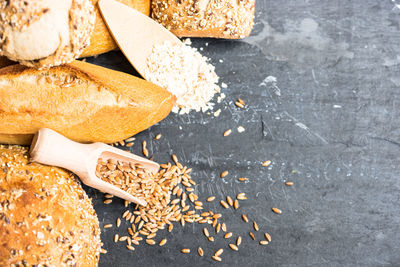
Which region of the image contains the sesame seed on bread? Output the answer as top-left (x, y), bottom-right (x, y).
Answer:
top-left (0, 0), bottom-right (96, 69)
top-left (0, 145), bottom-right (102, 266)
top-left (151, 0), bottom-right (256, 39)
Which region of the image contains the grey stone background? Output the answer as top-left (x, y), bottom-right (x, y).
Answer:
top-left (86, 1), bottom-right (400, 266)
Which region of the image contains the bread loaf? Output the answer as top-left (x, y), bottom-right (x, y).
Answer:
top-left (151, 0), bottom-right (256, 39)
top-left (0, 0), bottom-right (150, 64)
top-left (0, 60), bottom-right (175, 145)
top-left (0, 0), bottom-right (96, 68)
top-left (81, 0), bottom-right (151, 57)
top-left (0, 145), bottom-right (102, 266)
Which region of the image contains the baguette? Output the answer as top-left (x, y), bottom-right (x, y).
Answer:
top-left (81, 0), bottom-right (151, 57)
top-left (0, 60), bottom-right (175, 145)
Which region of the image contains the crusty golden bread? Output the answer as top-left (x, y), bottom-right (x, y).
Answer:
top-left (0, 145), bottom-right (102, 266)
top-left (81, 0), bottom-right (150, 57)
top-left (151, 0), bottom-right (256, 39)
top-left (0, 0), bottom-right (96, 68)
top-left (0, 60), bottom-right (175, 145)
top-left (0, 1), bottom-right (150, 64)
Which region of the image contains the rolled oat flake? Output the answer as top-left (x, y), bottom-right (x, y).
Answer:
top-left (144, 39), bottom-right (223, 114)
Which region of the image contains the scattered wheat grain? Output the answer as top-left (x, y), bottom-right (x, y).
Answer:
top-left (229, 244), bottom-right (239, 251)
top-left (220, 200), bottom-right (229, 209)
top-left (220, 171), bottom-right (228, 178)
top-left (236, 236), bottom-right (242, 246)
top-left (203, 228), bottom-right (210, 237)
top-left (224, 232), bottom-right (232, 239)
top-left (212, 255), bottom-right (222, 262)
top-left (214, 248), bottom-right (223, 257)
top-left (207, 196), bottom-right (215, 202)
top-left (237, 193), bottom-right (247, 200)
top-left (181, 248), bottom-right (190, 254)
top-left (234, 199), bottom-right (239, 209)
top-left (159, 239), bottom-right (167, 246)
top-left (223, 129), bottom-right (232, 136)
top-left (272, 208), bottom-right (282, 214)
top-left (264, 233), bottom-right (272, 242)
top-left (226, 196), bottom-right (233, 206)
top-left (249, 232), bottom-right (256, 240)
top-left (262, 160), bottom-right (271, 167)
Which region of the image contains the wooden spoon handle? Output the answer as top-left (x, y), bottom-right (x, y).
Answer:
top-left (29, 128), bottom-right (97, 176)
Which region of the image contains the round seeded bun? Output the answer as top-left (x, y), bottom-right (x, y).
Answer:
top-left (0, 0), bottom-right (95, 68)
top-left (151, 0), bottom-right (255, 39)
top-left (0, 145), bottom-right (102, 266)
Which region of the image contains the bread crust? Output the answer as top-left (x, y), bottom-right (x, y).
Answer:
top-left (81, 0), bottom-right (151, 57)
top-left (0, 0), bottom-right (96, 68)
top-left (0, 145), bottom-right (102, 266)
top-left (0, 56), bottom-right (13, 69)
top-left (0, 1), bottom-right (150, 62)
top-left (0, 60), bottom-right (175, 145)
top-left (151, 0), bottom-right (256, 39)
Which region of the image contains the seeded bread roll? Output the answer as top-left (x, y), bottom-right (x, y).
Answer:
top-left (0, 0), bottom-right (96, 68)
top-left (0, 60), bottom-right (175, 145)
top-left (0, 0), bottom-right (150, 65)
top-left (0, 145), bottom-right (102, 266)
top-left (151, 0), bottom-right (256, 39)
top-left (0, 1), bottom-right (150, 64)
top-left (81, 0), bottom-right (150, 57)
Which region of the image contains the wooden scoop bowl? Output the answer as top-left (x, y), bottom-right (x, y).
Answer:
top-left (29, 128), bottom-right (159, 206)
top-left (98, 0), bottom-right (181, 78)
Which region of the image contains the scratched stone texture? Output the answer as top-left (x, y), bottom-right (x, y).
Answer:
top-left (85, 1), bottom-right (400, 266)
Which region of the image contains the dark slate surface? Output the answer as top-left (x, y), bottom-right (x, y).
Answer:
top-left (85, 1), bottom-right (400, 266)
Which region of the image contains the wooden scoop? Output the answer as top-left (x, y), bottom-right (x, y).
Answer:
top-left (29, 128), bottom-right (159, 206)
top-left (98, 0), bottom-right (181, 78)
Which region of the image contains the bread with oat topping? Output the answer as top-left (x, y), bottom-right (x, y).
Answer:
top-left (151, 0), bottom-right (256, 39)
top-left (0, 0), bottom-right (96, 68)
top-left (0, 0), bottom-right (150, 64)
top-left (0, 60), bottom-right (175, 145)
top-left (0, 145), bottom-right (102, 266)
